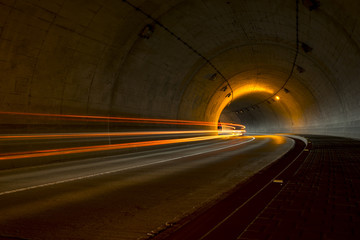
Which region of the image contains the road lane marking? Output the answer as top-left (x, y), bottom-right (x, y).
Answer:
top-left (198, 138), bottom-right (305, 240)
top-left (0, 137), bottom-right (255, 196)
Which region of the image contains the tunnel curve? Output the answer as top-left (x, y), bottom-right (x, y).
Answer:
top-left (0, 0), bottom-right (359, 138)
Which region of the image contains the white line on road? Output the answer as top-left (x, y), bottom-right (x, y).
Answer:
top-left (0, 137), bottom-right (255, 196)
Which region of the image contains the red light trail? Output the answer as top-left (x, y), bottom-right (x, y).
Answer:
top-left (0, 111), bottom-right (246, 128)
top-left (0, 130), bottom-right (219, 140)
top-left (0, 111), bottom-right (246, 162)
top-left (0, 135), bottom-right (229, 161)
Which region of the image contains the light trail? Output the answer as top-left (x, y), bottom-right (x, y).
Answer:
top-left (0, 111), bottom-right (246, 128)
top-left (0, 112), bottom-right (247, 164)
top-left (0, 111), bottom-right (215, 126)
top-left (0, 137), bottom-right (256, 196)
top-left (0, 130), bottom-right (220, 140)
top-left (0, 135), bottom-right (233, 161)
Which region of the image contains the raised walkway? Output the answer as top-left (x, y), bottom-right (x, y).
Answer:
top-left (154, 135), bottom-right (360, 240)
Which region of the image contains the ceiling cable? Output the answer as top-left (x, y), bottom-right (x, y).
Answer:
top-left (121, 0), bottom-right (234, 102)
top-left (236, 0), bottom-right (300, 112)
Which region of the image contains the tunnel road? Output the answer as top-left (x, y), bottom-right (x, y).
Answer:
top-left (0, 135), bottom-right (294, 240)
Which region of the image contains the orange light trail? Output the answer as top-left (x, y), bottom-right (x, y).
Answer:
top-left (0, 130), bottom-right (220, 140)
top-left (0, 112), bottom-right (247, 162)
top-left (0, 111), bottom-right (246, 128)
top-left (0, 111), bottom-right (217, 126)
top-left (0, 135), bottom-right (229, 161)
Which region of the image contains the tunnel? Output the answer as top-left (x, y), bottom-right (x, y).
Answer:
top-left (0, 0), bottom-right (358, 137)
top-left (1, 0), bottom-right (360, 239)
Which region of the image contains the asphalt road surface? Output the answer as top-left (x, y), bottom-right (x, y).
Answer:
top-left (0, 134), bottom-right (294, 240)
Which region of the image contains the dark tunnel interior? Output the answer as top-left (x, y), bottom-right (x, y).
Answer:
top-left (0, 0), bottom-right (359, 138)
top-left (1, 1), bottom-right (360, 240)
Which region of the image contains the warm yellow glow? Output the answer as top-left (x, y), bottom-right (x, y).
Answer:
top-left (218, 122), bottom-right (246, 136)
top-left (275, 96), bottom-right (280, 101)
top-left (250, 135), bottom-right (286, 145)
top-left (212, 84), bottom-right (275, 122)
top-left (233, 85), bottom-right (274, 99)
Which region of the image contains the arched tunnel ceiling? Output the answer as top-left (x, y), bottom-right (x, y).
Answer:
top-left (0, 0), bottom-right (359, 137)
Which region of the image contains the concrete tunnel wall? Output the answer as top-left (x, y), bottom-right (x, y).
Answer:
top-left (0, 0), bottom-right (359, 138)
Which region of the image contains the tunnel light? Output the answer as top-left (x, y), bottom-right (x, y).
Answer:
top-left (139, 24), bottom-right (154, 39)
top-left (296, 65), bottom-right (305, 73)
top-left (275, 96), bottom-right (280, 101)
top-left (209, 73), bottom-right (217, 81)
top-left (301, 42), bottom-right (313, 53)
top-left (302, 0), bottom-right (320, 11)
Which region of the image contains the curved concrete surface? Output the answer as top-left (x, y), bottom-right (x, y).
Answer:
top-left (0, 0), bottom-right (359, 138)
